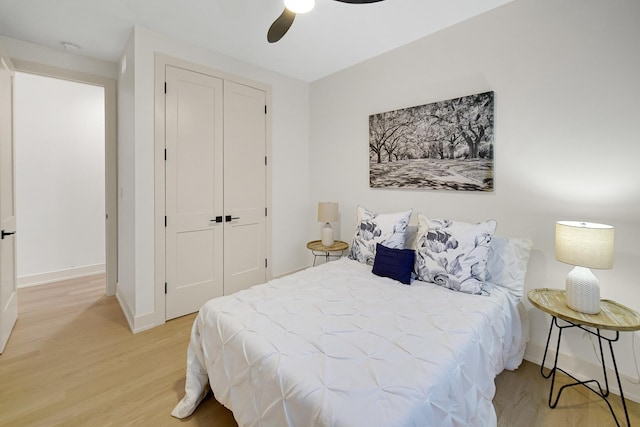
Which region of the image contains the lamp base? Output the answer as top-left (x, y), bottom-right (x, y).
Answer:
top-left (321, 222), bottom-right (334, 247)
top-left (565, 266), bottom-right (600, 314)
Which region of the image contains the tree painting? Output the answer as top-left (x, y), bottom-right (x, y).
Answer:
top-left (369, 91), bottom-right (494, 191)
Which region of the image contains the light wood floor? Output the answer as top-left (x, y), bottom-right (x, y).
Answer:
top-left (0, 275), bottom-right (638, 427)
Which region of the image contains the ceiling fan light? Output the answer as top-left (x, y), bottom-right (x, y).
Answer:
top-left (284, 0), bottom-right (315, 14)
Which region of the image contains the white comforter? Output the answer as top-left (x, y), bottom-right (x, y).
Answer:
top-left (172, 258), bottom-right (526, 426)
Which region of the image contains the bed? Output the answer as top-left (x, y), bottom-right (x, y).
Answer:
top-left (172, 209), bottom-right (532, 426)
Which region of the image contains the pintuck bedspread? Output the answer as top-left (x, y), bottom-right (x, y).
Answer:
top-left (172, 257), bottom-right (526, 426)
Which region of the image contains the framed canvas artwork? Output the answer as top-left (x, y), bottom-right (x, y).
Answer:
top-left (369, 91), bottom-right (494, 191)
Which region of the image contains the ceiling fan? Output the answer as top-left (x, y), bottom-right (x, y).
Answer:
top-left (267, 0), bottom-right (386, 43)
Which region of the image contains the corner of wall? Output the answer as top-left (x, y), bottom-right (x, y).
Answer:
top-left (115, 285), bottom-right (135, 332)
top-left (115, 284), bottom-right (159, 334)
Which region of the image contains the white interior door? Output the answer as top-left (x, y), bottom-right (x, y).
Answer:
top-left (165, 66), bottom-right (224, 320)
top-left (0, 48), bottom-right (17, 353)
top-left (223, 81), bottom-right (267, 295)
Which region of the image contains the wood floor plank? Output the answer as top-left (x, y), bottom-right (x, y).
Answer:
top-left (1, 275), bottom-right (638, 426)
top-left (495, 358), bottom-right (640, 426)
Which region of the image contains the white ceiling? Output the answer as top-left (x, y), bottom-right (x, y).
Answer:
top-left (0, 0), bottom-right (512, 82)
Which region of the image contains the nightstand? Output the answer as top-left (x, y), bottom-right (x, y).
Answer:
top-left (306, 240), bottom-right (349, 266)
top-left (528, 288), bottom-right (640, 427)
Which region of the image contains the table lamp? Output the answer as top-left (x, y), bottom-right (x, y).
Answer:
top-left (318, 202), bottom-right (338, 247)
top-left (555, 221), bottom-right (614, 314)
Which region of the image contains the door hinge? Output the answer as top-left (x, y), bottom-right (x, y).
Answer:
top-left (265, 258), bottom-right (268, 268)
top-left (165, 216), bottom-right (167, 227)
top-left (265, 207), bottom-right (267, 217)
top-left (264, 105), bottom-right (267, 114)
top-left (265, 156), bottom-right (267, 166)
top-left (165, 282), bottom-right (167, 294)
top-left (164, 148), bottom-right (167, 161)
top-left (164, 82), bottom-right (167, 94)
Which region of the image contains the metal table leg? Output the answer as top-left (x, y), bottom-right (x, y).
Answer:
top-left (539, 316), bottom-right (630, 427)
top-left (311, 250), bottom-right (340, 266)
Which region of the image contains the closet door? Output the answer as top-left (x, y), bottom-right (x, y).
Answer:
top-left (165, 66), bottom-right (223, 320)
top-left (223, 81), bottom-right (267, 295)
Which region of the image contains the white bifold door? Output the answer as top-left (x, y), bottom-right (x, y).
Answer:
top-left (0, 47), bottom-right (17, 353)
top-left (164, 65), bottom-right (267, 320)
top-left (222, 81), bottom-right (267, 296)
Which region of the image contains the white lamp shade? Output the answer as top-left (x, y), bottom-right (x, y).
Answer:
top-left (317, 202), bottom-right (338, 223)
top-left (555, 221), bottom-right (614, 269)
top-left (285, 0), bottom-right (315, 13)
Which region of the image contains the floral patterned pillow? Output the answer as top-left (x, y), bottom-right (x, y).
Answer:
top-left (348, 206), bottom-right (412, 265)
top-left (414, 214), bottom-right (497, 295)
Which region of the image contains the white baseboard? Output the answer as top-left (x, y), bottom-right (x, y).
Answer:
top-left (115, 287), bottom-right (135, 333)
top-left (115, 268), bottom-right (308, 335)
top-left (525, 342), bottom-right (640, 403)
top-left (17, 264), bottom-right (106, 288)
top-left (115, 286), bottom-right (159, 334)
top-left (273, 267), bottom-right (306, 280)
top-left (131, 312), bottom-right (157, 334)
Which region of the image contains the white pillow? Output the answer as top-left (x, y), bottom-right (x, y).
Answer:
top-left (414, 214), bottom-right (497, 295)
top-left (348, 206), bottom-right (412, 265)
top-left (404, 224), bottom-right (419, 250)
top-left (486, 236), bottom-right (533, 297)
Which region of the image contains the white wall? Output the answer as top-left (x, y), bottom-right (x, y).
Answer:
top-left (116, 32), bottom-right (136, 315)
top-left (117, 26), bottom-right (311, 330)
top-left (14, 72), bottom-right (105, 285)
top-left (310, 0), bottom-right (640, 399)
top-left (0, 36), bottom-right (118, 80)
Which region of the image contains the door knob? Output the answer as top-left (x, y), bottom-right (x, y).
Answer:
top-left (210, 216), bottom-right (223, 223)
top-left (225, 215), bottom-right (240, 222)
top-left (1, 230), bottom-right (16, 239)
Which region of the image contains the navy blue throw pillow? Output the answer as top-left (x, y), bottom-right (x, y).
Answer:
top-left (372, 243), bottom-right (415, 285)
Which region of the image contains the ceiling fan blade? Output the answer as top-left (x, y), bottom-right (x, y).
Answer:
top-left (332, 0), bottom-right (385, 3)
top-left (267, 8), bottom-right (296, 43)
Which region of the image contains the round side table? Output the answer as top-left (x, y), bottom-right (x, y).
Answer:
top-left (306, 240), bottom-right (349, 266)
top-left (528, 288), bottom-right (640, 427)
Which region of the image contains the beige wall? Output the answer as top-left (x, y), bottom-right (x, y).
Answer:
top-left (309, 0), bottom-right (640, 400)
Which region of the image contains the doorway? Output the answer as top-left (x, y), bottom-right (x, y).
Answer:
top-left (11, 60), bottom-right (117, 295)
top-left (14, 72), bottom-right (105, 287)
